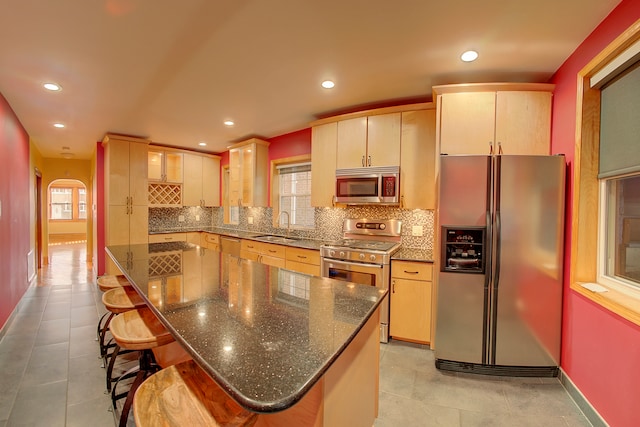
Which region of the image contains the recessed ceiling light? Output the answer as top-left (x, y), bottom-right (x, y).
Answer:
top-left (198, 141), bottom-right (207, 147)
top-left (224, 120), bottom-right (234, 126)
top-left (321, 80), bottom-right (335, 89)
top-left (53, 123), bottom-right (65, 128)
top-left (461, 50), bottom-right (479, 62)
top-left (43, 83), bottom-right (61, 91)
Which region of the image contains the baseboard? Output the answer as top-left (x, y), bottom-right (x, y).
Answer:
top-left (559, 368), bottom-right (609, 427)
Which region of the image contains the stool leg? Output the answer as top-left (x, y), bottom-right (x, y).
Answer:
top-left (97, 312), bottom-right (115, 357)
top-left (117, 350), bottom-right (158, 427)
top-left (105, 343), bottom-right (121, 392)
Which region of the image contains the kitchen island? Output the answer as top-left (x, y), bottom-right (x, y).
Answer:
top-left (106, 242), bottom-right (385, 427)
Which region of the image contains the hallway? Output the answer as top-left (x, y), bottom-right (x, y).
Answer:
top-left (0, 242), bottom-right (113, 426)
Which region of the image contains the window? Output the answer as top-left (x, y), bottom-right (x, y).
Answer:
top-left (277, 162), bottom-right (314, 229)
top-left (601, 175), bottom-right (640, 287)
top-left (49, 183), bottom-right (87, 221)
top-left (597, 60), bottom-right (640, 290)
top-left (50, 188), bottom-right (73, 220)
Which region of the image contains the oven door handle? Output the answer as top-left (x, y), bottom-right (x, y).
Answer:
top-left (323, 258), bottom-right (384, 271)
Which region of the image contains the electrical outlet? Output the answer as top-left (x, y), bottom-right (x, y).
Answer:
top-left (178, 215), bottom-right (185, 222)
top-left (248, 217), bottom-right (254, 225)
top-left (196, 215), bottom-right (200, 221)
top-left (412, 225), bottom-right (423, 236)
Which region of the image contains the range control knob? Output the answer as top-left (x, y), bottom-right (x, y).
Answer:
top-left (359, 253), bottom-right (365, 260)
top-left (370, 254), bottom-right (377, 262)
top-left (339, 251), bottom-right (346, 258)
top-left (329, 250), bottom-right (335, 257)
top-left (379, 224), bottom-right (386, 230)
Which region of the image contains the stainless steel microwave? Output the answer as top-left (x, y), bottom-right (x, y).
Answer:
top-left (335, 166), bottom-right (400, 205)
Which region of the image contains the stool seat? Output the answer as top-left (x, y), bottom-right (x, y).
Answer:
top-left (110, 307), bottom-right (174, 351)
top-left (98, 275), bottom-right (132, 292)
top-left (102, 286), bottom-right (147, 314)
top-left (133, 360), bottom-right (258, 427)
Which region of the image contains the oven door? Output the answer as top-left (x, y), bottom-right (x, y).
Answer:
top-left (321, 258), bottom-right (390, 342)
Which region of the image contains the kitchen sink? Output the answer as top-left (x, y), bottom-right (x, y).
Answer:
top-left (254, 235), bottom-right (298, 244)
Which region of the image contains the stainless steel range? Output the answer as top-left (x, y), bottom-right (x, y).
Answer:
top-left (320, 218), bottom-right (402, 343)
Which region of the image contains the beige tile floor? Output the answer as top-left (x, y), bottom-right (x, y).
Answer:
top-left (0, 243), bottom-right (591, 427)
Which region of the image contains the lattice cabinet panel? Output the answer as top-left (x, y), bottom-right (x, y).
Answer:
top-left (149, 252), bottom-right (182, 277)
top-left (149, 183), bottom-right (182, 206)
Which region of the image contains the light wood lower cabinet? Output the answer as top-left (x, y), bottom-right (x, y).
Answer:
top-left (240, 240), bottom-right (286, 268)
top-left (285, 247), bottom-right (321, 276)
top-left (201, 233), bottom-right (220, 251)
top-left (390, 260), bottom-right (433, 344)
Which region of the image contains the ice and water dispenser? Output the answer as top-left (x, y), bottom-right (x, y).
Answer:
top-left (441, 227), bottom-right (486, 273)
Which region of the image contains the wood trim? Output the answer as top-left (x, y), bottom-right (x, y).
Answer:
top-left (228, 137), bottom-right (270, 149)
top-left (570, 18), bottom-right (640, 327)
top-left (309, 102), bottom-right (434, 127)
top-left (148, 144), bottom-right (221, 159)
top-left (102, 133), bottom-right (150, 145)
top-left (432, 82), bottom-right (555, 96)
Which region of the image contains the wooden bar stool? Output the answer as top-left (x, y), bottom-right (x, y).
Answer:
top-left (99, 285), bottom-right (147, 364)
top-left (97, 274), bottom-right (132, 292)
top-left (109, 307), bottom-right (175, 427)
top-left (133, 359), bottom-right (258, 427)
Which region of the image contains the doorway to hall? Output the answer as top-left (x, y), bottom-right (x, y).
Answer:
top-left (47, 179), bottom-right (88, 262)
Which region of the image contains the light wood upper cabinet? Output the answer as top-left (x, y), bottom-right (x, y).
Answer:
top-left (228, 138), bottom-right (269, 207)
top-left (400, 109), bottom-right (436, 209)
top-left (434, 83), bottom-right (554, 155)
top-left (336, 113), bottom-right (401, 169)
top-left (148, 148), bottom-right (183, 183)
top-left (103, 134), bottom-right (149, 274)
top-left (183, 153), bottom-right (220, 207)
top-left (311, 122), bottom-right (337, 207)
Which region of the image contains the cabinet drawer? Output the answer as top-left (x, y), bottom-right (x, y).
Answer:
top-left (203, 233), bottom-right (220, 245)
top-left (391, 261), bottom-right (433, 281)
top-left (149, 233), bottom-right (187, 243)
top-left (261, 242), bottom-right (286, 258)
top-left (241, 239), bottom-right (261, 253)
top-left (285, 247), bottom-right (320, 266)
top-left (285, 260), bottom-right (320, 276)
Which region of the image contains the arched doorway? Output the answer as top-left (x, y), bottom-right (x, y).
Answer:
top-left (47, 179), bottom-right (88, 261)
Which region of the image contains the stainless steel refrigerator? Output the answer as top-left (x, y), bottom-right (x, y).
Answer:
top-left (435, 154), bottom-right (565, 377)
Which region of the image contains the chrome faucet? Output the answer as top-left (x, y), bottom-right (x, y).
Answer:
top-left (277, 211), bottom-right (290, 236)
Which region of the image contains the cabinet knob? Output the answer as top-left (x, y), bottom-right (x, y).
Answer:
top-left (368, 155), bottom-right (371, 166)
top-left (361, 156), bottom-right (365, 167)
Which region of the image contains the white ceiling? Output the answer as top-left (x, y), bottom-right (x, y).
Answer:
top-left (0, 0), bottom-right (621, 159)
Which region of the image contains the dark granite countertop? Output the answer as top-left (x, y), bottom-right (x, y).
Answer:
top-left (148, 226), bottom-right (326, 250)
top-left (106, 242), bottom-right (386, 413)
top-left (392, 248), bottom-right (434, 263)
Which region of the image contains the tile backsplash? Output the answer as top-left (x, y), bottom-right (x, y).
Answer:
top-left (149, 206), bottom-right (434, 251)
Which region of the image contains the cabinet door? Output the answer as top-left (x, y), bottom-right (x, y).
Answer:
top-left (164, 152), bottom-right (183, 182)
top-left (107, 139), bottom-right (130, 206)
top-left (495, 91), bottom-right (551, 155)
top-left (336, 117), bottom-right (367, 169)
top-left (148, 150), bottom-right (163, 181)
top-left (107, 205), bottom-right (130, 246)
top-left (400, 110), bottom-right (436, 209)
top-left (202, 156), bottom-right (220, 206)
top-left (390, 278), bottom-right (431, 343)
top-left (129, 206), bottom-right (149, 245)
top-left (183, 153), bottom-right (203, 206)
top-left (129, 142), bottom-right (149, 206)
top-left (439, 92), bottom-right (496, 155)
top-left (241, 145), bottom-right (255, 206)
top-left (229, 149), bottom-right (241, 206)
top-left (311, 123), bottom-right (337, 207)
top-left (367, 113), bottom-right (401, 167)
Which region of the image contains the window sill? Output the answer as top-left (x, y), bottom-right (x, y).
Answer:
top-left (571, 281), bottom-right (640, 327)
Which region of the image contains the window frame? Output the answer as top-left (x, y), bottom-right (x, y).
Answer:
top-left (571, 19), bottom-right (640, 326)
top-left (270, 154), bottom-right (313, 231)
top-left (49, 183), bottom-right (86, 222)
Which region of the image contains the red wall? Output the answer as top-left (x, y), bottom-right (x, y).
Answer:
top-left (550, 1), bottom-right (640, 426)
top-left (0, 92), bottom-right (31, 330)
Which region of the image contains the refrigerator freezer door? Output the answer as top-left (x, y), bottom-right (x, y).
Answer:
top-left (492, 155), bottom-right (565, 367)
top-left (436, 155), bottom-right (492, 364)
